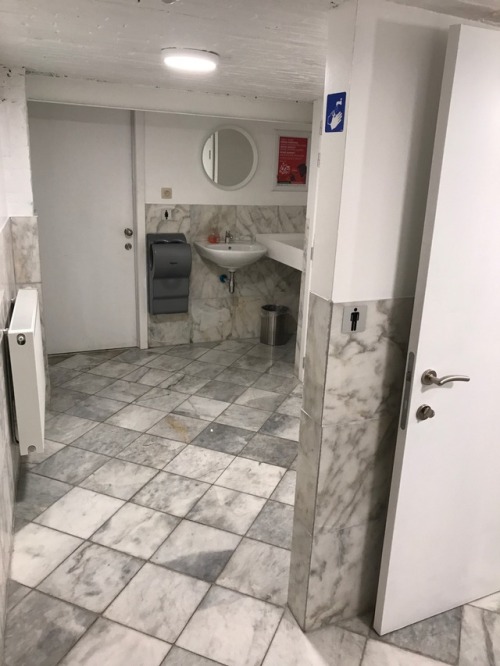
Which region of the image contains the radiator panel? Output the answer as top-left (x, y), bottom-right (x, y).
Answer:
top-left (7, 289), bottom-right (45, 455)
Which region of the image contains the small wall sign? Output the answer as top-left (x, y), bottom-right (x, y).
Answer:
top-left (274, 133), bottom-right (310, 190)
top-left (325, 92), bottom-right (347, 133)
top-left (341, 304), bottom-right (367, 334)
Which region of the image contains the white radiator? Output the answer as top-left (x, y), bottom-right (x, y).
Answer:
top-left (7, 289), bottom-right (46, 455)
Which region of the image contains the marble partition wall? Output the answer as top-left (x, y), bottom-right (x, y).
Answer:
top-left (289, 294), bottom-right (413, 631)
top-left (146, 204), bottom-right (305, 346)
top-left (0, 220), bottom-right (18, 653)
top-left (9, 216), bottom-right (49, 393)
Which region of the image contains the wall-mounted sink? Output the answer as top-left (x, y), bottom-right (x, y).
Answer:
top-left (194, 241), bottom-right (267, 272)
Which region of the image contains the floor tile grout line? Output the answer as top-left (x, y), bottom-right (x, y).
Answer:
top-left (27, 541), bottom-right (149, 617)
top-left (257, 605), bottom-right (287, 666)
top-left (173, 583), bottom-right (289, 657)
top-left (51, 610), bottom-right (101, 666)
top-left (147, 516), bottom-right (244, 566)
top-left (35, 344), bottom-right (300, 661)
top-left (39, 416), bottom-right (297, 514)
top-left (28, 344), bottom-right (465, 666)
top-left (51, 609), bottom-right (173, 666)
top-left (364, 632), bottom-right (461, 665)
top-left (36, 402), bottom-right (297, 528)
top-left (16, 508), bottom-right (290, 601)
top-left (24, 459), bottom-right (293, 532)
top-left (20, 447), bottom-right (161, 526)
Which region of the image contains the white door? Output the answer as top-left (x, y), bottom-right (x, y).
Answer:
top-left (374, 23), bottom-right (500, 635)
top-left (29, 103), bottom-right (137, 354)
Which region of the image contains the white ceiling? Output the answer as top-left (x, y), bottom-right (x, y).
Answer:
top-left (0, 0), bottom-right (332, 101)
top-left (0, 0), bottom-right (498, 103)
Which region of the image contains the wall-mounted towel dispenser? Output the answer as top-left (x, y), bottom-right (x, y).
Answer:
top-left (147, 233), bottom-right (192, 315)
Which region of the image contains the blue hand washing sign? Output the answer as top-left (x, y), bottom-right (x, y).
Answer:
top-left (325, 92), bottom-right (347, 133)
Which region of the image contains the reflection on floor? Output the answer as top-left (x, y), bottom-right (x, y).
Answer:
top-left (5, 338), bottom-right (500, 665)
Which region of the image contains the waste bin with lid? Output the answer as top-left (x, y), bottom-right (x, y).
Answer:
top-left (260, 305), bottom-right (289, 346)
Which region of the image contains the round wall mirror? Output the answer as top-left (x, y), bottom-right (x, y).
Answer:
top-left (201, 126), bottom-right (258, 190)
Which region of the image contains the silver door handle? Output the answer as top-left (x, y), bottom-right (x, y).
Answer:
top-left (421, 369), bottom-right (470, 386)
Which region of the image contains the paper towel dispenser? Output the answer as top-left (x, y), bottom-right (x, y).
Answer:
top-left (147, 233), bottom-right (192, 315)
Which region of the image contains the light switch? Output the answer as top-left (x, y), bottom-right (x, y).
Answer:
top-left (341, 304), bottom-right (367, 334)
top-left (161, 187), bottom-right (173, 199)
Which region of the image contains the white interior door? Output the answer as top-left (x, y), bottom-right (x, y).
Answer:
top-left (374, 23), bottom-right (500, 635)
top-left (29, 103), bottom-right (137, 354)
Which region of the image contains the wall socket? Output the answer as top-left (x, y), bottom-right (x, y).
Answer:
top-left (161, 187), bottom-right (173, 199)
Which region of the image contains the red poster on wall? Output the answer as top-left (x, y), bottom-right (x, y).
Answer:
top-left (276, 136), bottom-right (308, 185)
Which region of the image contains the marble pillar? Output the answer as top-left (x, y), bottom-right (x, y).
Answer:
top-left (289, 294), bottom-right (413, 630)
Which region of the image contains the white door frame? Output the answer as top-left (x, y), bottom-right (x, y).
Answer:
top-left (132, 110), bottom-right (148, 350)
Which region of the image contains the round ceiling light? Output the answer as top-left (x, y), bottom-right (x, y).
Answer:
top-left (162, 48), bottom-right (219, 73)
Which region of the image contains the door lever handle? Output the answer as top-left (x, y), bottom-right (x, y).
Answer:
top-left (421, 369), bottom-right (470, 386)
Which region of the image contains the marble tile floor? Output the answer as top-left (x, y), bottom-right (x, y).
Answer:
top-left (5, 338), bottom-right (500, 665)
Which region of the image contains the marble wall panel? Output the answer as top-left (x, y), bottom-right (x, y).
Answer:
top-left (191, 297), bottom-right (233, 343)
top-left (305, 517), bottom-right (386, 628)
top-left (288, 410), bottom-right (321, 626)
top-left (315, 416), bottom-right (397, 533)
top-left (231, 297), bottom-right (263, 340)
top-left (289, 297), bottom-right (413, 631)
top-left (323, 300), bottom-right (413, 426)
top-left (146, 204), bottom-right (306, 346)
top-left (9, 216), bottom-right (41, 284)
top-left (189, 252), bottom-right (231, 301)
top-left (235, 206), bottom-right (279, 236)
top-left (277, 206), bottom-right (308, 233)
top-left (148, 313), bottom-right (191, 347)
top-left (0, 219), bottom-right (18, 655)
top-left (190, 205), bottom-right (237, 240)
top-left (8, 215), bottom-right (48, 395)
top-left (302, 293), bottom-right (332, 424)
top-left (145, 204), bottom-right (191, 238)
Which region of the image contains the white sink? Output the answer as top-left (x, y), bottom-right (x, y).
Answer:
top-left (194, 241), bottom-right (267, 272)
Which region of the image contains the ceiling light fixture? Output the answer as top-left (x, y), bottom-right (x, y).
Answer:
top-left (162, 48), bottom-right (219, 73)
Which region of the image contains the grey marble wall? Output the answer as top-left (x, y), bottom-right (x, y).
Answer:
top-left (9, 216), bottom-right (49, 393)
top-left (0, 220), bottom-right (18, 653)
top-left (146, 204), bottom-right (305, 346)
top-left (289, 294), bottom-right (413, 631)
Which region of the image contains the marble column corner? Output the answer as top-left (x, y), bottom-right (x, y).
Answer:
top-left (9, 216), bottom-right (41, 285)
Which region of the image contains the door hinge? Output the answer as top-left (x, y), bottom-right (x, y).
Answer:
top-left (317, 153), bottom-right (321, 168)
top-left (310, 246), bottom-right (314, 262)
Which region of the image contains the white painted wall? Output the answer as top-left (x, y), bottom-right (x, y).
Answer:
top-left (308, 1), bottom-right (358, 301)
top-left (0, 66), bottom-right (34, 217)
top-left (298, 98), bottom-right (323, 380)
top-left (144, 112), bottom-right (310, 205)
top-left (26, 74), bottom-right (314, 124)
top-left (328, 0), bottom-right (489, 302)
top-left (0, 150), bottom-right (7, 230)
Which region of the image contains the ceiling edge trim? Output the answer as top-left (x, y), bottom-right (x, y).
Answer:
top-left (26, 73), bottom-right (315, 124)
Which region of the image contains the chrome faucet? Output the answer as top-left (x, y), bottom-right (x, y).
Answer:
top-left (224, 230), bottom-right (233, 244)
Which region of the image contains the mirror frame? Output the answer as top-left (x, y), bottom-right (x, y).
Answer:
top-left (200, 125), bottom-right (258, 191)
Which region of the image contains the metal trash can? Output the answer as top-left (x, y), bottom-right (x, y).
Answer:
top-left (260, 305), bottom-right (289, 346)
